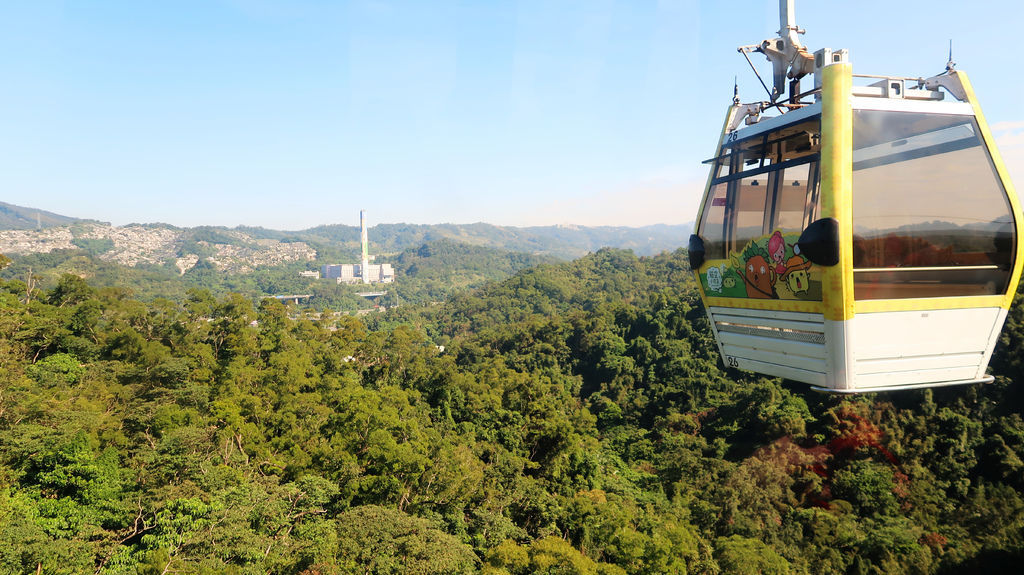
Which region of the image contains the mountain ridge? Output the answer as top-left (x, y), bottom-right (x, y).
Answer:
top-left (0, 203), bottom-right (693, 261)
top-left (0, 201), bottom-right (96, 230)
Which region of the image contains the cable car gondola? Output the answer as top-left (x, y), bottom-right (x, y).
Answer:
top-left (688, 1), bottom-right (1022, 393)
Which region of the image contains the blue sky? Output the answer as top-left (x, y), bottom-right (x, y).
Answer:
top-left (1, 1), bottom-right (1022, 229)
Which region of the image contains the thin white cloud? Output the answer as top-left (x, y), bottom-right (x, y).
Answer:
top-left (993, 122), bottom-right (1024, 189)
top-left (990, 120), bottom-right (1024, 132)
top-left (997, 132), bottom-right (1024, 145)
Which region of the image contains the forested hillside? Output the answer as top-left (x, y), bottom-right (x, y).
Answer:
top-left (381, 240), bottom-right (559, 307)
top-left (0, 201), bottom-right (85, 230)
top-left (2, 249), bottom-right (1024, 574)
top-left (0, 240), bottom-right (552, 311)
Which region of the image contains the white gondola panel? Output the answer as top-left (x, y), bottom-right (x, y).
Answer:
top-left (708, 307), bottom-right (828, 386)
top-left (849, 307), bottom-right (1006, 389)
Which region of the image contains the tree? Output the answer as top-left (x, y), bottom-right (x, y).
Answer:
top-left (334, 505), bottom-right (478, 574)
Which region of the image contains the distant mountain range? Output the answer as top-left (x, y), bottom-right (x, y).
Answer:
top-left (0, 202), bottom-right (693, 262)
top-left (248, 222), bottom-right (692, 259)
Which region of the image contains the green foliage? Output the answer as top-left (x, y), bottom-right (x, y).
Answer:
top-left (71, 237), bottom-right (115, 255)
top-left (0, 247), bottom-right (1023, 574)
top-left (832, 459), bottom-right (899, 516)
top-left (381, 239), bottom-right (555, 306)
top-left (26, 353), bottom-right (85, 386)
top-left (335, 505), bottom-right (478, 574)
top-left (714, 535), bottom-right (791, 574)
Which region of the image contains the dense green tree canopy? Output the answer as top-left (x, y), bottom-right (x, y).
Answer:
top-left (1, 248), bottom-right (1024, 573)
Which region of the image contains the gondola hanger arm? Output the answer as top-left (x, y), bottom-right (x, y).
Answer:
top-left (923, 70), bottom-right (968, 102)
top-left (727, 102), bottom-right (768, 133)
top-left (740, 0), bottom-right (815, 104)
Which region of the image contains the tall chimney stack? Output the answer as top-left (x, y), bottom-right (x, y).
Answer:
top-left (360, 210), bottom-right (370, 284)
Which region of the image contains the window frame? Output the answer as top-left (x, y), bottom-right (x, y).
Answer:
top-left (700, 156), bottom-right (821, 258)
top-left (850, 109), bottom-right (1018, 300)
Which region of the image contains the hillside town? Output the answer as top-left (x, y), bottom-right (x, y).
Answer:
top-left (0, 222), bottom-right (317, 273)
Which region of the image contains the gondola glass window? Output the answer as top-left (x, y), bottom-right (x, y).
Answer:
top-left (852, 111), bottom-right (1017, 299)
top-left (697, 116), bottom-right (822, 301)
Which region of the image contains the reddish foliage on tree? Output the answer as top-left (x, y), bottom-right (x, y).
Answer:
top-left (828, 407), bottom-right (899, 466)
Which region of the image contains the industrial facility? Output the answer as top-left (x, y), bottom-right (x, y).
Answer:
top-left (318, 210), bottom-right (394, 284)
